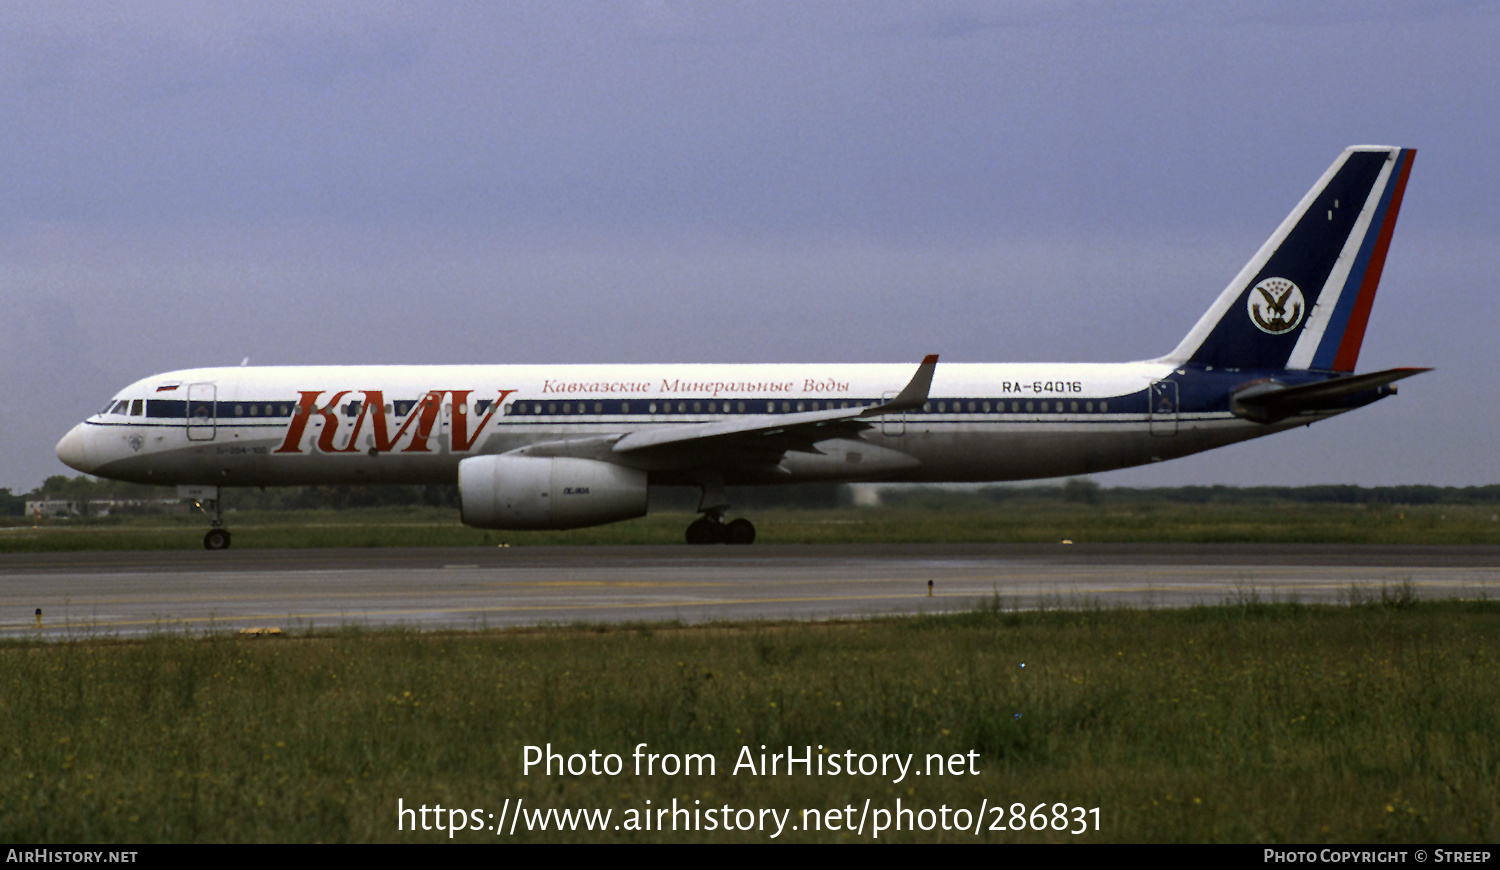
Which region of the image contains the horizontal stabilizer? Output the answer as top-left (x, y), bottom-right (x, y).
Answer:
top-left (1230, 367), bottom-right (1430, 423)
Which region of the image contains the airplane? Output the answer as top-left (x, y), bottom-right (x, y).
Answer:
top-left (56, 145), bottom-right (1425, 550)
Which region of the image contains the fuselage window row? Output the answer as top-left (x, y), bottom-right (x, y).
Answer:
top-left (114, 397), bottom-right (1117, 420)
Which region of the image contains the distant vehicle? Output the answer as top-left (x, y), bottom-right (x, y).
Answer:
top-left (58, 146), bottom-right (1424, 549)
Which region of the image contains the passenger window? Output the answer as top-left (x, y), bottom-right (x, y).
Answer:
top-left (562, 403), bottom-right (571, 414)
top-left (1085, 401), bottom-right (1094, 412)
top-left (234, 404), bottom-right (244, 417)
top-left (738, 402), bottom-right (746, 413)
top-left (1025, 401), bottom-right (1034, 412)
top-left (621, 402), bottom-right (630, 414)
top-left (968, 401), bottom-right (976, 412)
top-left (982, 402), bottom-right (991, 413)
top-left (250, 404), bottom-right (259, 416)
top-left (922, 402), bottom-right (931, 412)
top-left (782, 402), bottom-right (791, 413)
top-left (595, 402), bottom-right (603, 413)
top-left (937, 402), bottom-right (946, 413)
top-left (678, 402), bottom-right (686, 413)
top-left (1071, 401), bottom-right (1079, 413)
top-left (548, 403), bottom-right (556, 414)
top-left (1100, 401), bottom-right (1109, 413)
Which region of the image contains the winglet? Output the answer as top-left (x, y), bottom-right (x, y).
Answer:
top-left (865, 354), bottom-right (938, 415)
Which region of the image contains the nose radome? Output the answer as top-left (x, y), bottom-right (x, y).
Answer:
top-left (56, 423), bottom-right (95, 473)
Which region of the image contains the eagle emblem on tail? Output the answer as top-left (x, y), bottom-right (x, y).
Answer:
top-left (1247, 277), bottom-right (1305, 334)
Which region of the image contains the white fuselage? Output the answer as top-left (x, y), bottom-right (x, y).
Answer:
top-left (57, 360), bottom-right (1321, 489)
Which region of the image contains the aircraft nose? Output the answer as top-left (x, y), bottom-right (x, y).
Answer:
top-left (56, 423), bottom-right (96, 473)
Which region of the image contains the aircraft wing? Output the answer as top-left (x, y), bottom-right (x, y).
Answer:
top-left (609, 355), bottom-right (937, 458)
top-left (505, 355), bottom-right (937, 469)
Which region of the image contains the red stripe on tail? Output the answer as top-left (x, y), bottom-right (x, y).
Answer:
top-left (1331, 150), bottom-right (1415, 372)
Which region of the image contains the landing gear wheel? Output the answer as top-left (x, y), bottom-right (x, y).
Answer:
top-left (204, 528), bottom-right (231, 550)
top-left (725, 518), bottom-right (756, 545)
top-left (686, 517), bottom-right (726, 545)
top-left (686, 516), bottom-right (755, 545)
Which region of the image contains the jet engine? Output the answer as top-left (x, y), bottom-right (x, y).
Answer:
top-left (458, 455), bottom-right (648, 530)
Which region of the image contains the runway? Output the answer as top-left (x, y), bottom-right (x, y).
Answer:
top-left (2, 544), bottom-right (1498, 639)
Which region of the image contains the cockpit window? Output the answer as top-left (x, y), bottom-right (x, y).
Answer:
top-left (109, 400), bottom-right (129, 415)
top-left (130, 399), bottom-right (144, 416)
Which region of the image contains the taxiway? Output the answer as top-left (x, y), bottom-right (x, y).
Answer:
top-left (2, 544), bottom-right (1496, 638)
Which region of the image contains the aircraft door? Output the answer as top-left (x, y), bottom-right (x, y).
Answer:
top-left (187, 383), bottom-right (217, 441)
top-left (1149, 380), bottom-right (1178, 436)
top-left (880, 390), bottom-right (905, 436)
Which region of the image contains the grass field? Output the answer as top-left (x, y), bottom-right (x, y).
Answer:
top-left (3, 596), bottom-right (1497, 842)
top-left (5, 498), bottom-right (1500, 551)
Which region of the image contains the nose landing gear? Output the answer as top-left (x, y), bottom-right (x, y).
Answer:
top-left (183, 484), bottom-right (232, 550)
top-left (204, 526), bottom-right (231, 550)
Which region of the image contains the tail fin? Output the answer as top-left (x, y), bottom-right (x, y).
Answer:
top-left (1165, 146), bottom-right (1414, 372)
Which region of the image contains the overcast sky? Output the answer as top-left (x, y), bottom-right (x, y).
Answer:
top-left (3, 1), bottom-right (1497, 492)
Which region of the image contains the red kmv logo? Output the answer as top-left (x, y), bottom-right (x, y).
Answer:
top-left (273, 389), bottom-right (516, 455)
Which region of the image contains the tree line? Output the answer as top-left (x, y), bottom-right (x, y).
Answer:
top-left (7, 475), bottom-right (1500, 517)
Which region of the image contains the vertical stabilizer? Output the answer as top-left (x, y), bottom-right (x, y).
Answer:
top-left (1166, 147), bottom-right (1414, 372)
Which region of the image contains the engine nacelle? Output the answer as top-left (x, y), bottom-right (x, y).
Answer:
top-left (458, 455), bottom-right (648, 530)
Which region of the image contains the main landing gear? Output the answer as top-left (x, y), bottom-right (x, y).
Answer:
top-left (184, 485), bottom-right (232, 550)
top-left (684, 472), bottom-right (755, 545)
top-left (686, 514), bottom-right (756, 545)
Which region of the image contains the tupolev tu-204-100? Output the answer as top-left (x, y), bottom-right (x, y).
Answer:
top-left (57, 146), bottom-right (1425, 549)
